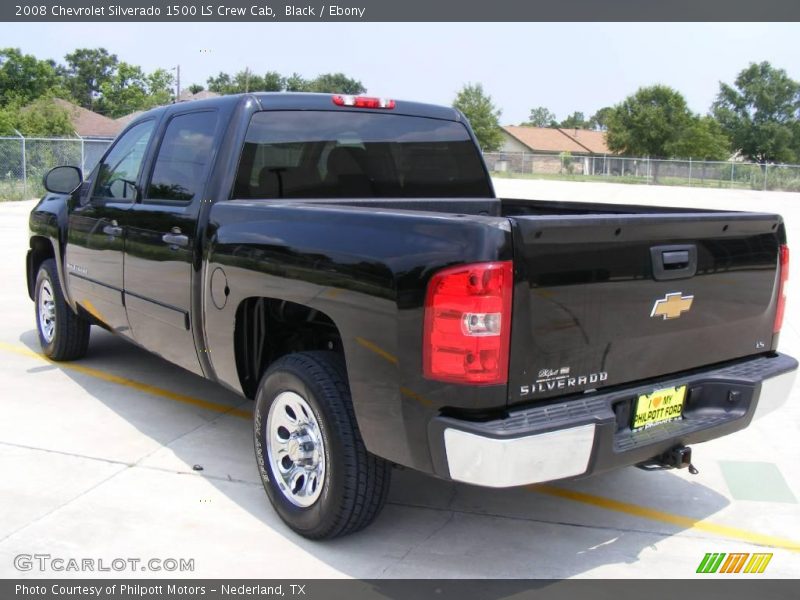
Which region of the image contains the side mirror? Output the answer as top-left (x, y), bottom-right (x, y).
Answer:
top-left (43, 166), bottom-right (83, 195)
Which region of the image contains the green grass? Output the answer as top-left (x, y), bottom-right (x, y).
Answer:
top-left (0, 180), bottom-right (43, 201)
top-left (491, 170), bottom-right (756, 190)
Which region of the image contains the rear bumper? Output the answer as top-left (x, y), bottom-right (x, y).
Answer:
top-left (428, 353), bottom-right (797, 488)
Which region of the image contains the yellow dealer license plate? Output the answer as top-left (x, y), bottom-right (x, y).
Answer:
top-left (632, 385), bottom-right (686, 431)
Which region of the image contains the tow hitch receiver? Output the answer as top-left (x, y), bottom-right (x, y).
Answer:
top-left (637, 445), bottom-right (699, 474)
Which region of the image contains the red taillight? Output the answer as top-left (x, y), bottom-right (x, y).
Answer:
top-left (774, 244), bottom-right (789, 333)
top-left (423, 261), bottom-right (513, 385)
top-left (332, 95), bottom-right (396, 109)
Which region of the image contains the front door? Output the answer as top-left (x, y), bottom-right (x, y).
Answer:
top-left (123, 110), bottom-right (219, 374)
top-left (64, 120), bottom-right (156, 334)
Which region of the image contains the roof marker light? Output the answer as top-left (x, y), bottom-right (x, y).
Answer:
top-left (332, 95), bottom-right (396, 109)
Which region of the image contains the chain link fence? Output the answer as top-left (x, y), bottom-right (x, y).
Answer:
top-left (4, 139), bottom-right (800, 200)
top-left (484, 152), bottom-right (800, 192)
top-left (0, 136), bottom-right (112, 200)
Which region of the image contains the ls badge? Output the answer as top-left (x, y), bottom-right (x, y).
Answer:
top-left (651, 292), bottom-right (694, 320)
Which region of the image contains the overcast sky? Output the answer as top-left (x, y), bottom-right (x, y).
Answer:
top-left (2, 22), bottom-right (799, 124)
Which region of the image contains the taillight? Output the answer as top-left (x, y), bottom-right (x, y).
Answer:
top-left (423, 261), bottom-right (513, 385)
top-left (774, 244), bottom-right (789, 333)
top-left (332, 95), bottom-right (396, 109)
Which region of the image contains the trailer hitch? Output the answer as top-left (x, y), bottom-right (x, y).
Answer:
top-left (636, 445), bottom-right (699, 474)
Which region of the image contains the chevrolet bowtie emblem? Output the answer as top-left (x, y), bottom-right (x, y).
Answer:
top-left (651, 292), bottom-right (694, 320)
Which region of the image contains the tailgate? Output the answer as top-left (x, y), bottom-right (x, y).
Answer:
top-left (508, 212), bottom-right (784, 406)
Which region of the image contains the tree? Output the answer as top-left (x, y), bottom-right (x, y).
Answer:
top-left (306, 73), bottom-right (365, 94)
top-left (712, 61), bottom-right (800, 164)
top-left (207, 72), bottom-right (234, 94)
top-left (560, 111), bottom-right (588, 129)
top-left (146, 68), bottom-right (175, 106)
top-left (188, 83), bottom-right (204, 95)
top-left (453, 83), bottom-right (503, 152)
top-left (669, 116), bottom-right (731, 161)
top-left (63, 48), bottom-right (118, 110)
top-left (284, 72), bottom-right (307, 92)
top-left (263, 71), bottom-right (284, 92)
top-left (0, 48), bottom-right (62, 107)
top-left (588, 107), bottom-right (613, 131)
top-left (606, 85), bottom-right (694, 158)
top-left (0, 96), bottom-right (73, 136)
top-left (525, 106), bottom-right (556, 127)
top-left (97, 62), bottom-right (149, 118)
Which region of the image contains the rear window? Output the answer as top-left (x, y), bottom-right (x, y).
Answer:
top-left (233, 111), bottom-right (492, 199)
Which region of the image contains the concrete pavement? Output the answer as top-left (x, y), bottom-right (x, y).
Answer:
top-left (0, 181), bottom-right (798, 578)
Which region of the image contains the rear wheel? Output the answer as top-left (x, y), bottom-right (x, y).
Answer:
top-left (254, 351), bottom-right (391, 539)
top-left (34, 258), bottom-right (90, 360)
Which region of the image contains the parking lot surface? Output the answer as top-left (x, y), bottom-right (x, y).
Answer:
top-left (0, 179), bottom-right (799, 578)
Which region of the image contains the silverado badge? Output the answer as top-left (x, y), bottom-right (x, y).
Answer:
top-left (651, 292), bottom-right (694, 320)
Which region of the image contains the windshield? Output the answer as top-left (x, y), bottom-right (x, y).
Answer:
top-left (233, 110), bottom-right (492, 199)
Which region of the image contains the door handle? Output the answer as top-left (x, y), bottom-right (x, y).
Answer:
top-left (650, 244), bottom-right (697, 281)
top-left (162, 228), bottom-right (189, 248)
top-left (102, 221), bottom-right (123, 236)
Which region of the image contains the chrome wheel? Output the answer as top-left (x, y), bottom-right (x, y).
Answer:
top-left (266, 391), bottom-right (325, 508)
top-left (38, 279), bottom-right (56, 344)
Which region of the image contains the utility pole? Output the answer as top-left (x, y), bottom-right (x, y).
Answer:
top-left (176, 64), bottom-right (181, 101)
top-left (245, 67), bottom-right (250, 92)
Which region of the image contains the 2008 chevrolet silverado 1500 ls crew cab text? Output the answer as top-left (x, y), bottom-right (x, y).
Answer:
top-left (27, 93), bottom-right (797, 539)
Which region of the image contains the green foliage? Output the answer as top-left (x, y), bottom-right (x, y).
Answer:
top-left (670, 115), bottom-right (731, 161)
top-left (453, 83), bottom-right (504, 152)
top-left (606, 85), bottom-right (694, 158)
top-left (284, 73), bottom-right (306, 92)
top-left (559, 151), bottom-right (575, 174)
top-left (0, 48), bottom-right (63, 107)
top-left (207, 70), bottom-right (365, 94)
top-left (560, 111), bottom-right (588, 129)
top-left (712, 61), bottom-right (800, 163)
top-left (525, 106), bottom-right (556, 127)
top-left (97, 62), bottom-right (149, 118)
top-left (187, 84), bottom-right (205, 95)
top-left (305, 73), bottom-right (365, 94)
top-left (0, 96), bottom-right (73, 136)
top-left (263, 71), bottom-right (284, 92)
top-left (146, 69), bottom-right (175, 106)
top-left (63, 48), bottom-right (118, 110)
top-left (588, 107), bottom-right (613, 131)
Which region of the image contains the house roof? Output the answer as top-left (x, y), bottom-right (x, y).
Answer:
top-left (178, 90), bottom-right (221, 102)
top-left (114, 110), bottom-right (145, 129)
top-left (502, 125), bottom-right (612, 155)
top-left (52, 98), bottom-right (122, 138)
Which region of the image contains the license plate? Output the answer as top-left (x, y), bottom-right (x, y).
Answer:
top-left (632, 385), bottom-right (686, 431)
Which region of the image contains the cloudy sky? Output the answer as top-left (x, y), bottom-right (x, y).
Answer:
top-left (2, 22), bottom-right (799, 124)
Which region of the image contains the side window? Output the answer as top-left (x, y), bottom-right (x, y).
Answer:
top-left (93, 120), bottom-right (155, 201)
top-left (147, 111), bottom-right (218, 203)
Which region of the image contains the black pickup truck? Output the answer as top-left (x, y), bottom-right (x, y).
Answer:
top-left (28, 93), bottom-right (797, 539)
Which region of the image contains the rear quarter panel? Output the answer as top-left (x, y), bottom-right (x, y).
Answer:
top-left (203, 200), bottom-right (512, 471)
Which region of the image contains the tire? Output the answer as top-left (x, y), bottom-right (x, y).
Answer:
top-left (34, 258), bottom-right (90, 361)
top-left (254, 351), bottom-right (391, 539)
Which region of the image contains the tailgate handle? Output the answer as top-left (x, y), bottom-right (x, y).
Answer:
top-left (662, 250), bottom-right (690, 268)
top-left (651, 245), bottom-right (697, 281)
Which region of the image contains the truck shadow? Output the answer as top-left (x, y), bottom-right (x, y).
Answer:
top-left (18, 327), bottom-right (730, 579)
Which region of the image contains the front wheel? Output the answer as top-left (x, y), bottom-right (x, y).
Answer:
top-left (34, 258), bottom-right (90, 360)
top-left (254, 352), bottom-right (391, 539)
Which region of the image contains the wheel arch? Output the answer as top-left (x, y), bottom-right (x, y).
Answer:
top-left (233, 296), bottom-right (345, 399)
top-left (27, 235), bottom-right (56, 300)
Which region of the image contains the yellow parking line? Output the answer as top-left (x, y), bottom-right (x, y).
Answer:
top-left (0, 341), bottom-right (251, 420)
top-left (3, 341), bottom-right (799, 552)
top-left (533, 484), bottom-right (800, 552)
top-left (355, 336), bottom-right (398, 365)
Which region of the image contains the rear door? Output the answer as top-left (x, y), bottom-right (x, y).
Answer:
top-left (507, 212), bottom-right (784, 406)
top-left (122, 109), bottom-right (218, 375)
top-left (65, 120), bottom-right (156, 334)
